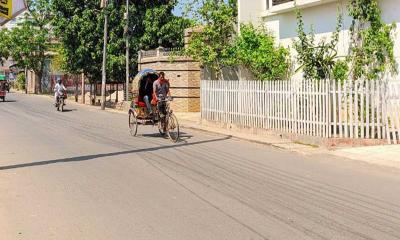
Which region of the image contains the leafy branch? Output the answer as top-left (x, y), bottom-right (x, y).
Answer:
top-left (348, 0), bottom-right (397, 80)
top-left (294, 10), bottom-right (347, 82)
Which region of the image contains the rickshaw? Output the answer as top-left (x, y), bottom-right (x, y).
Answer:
top-left (128, 69), bottom-right (180, 143)
top-left (0, 78), bottom-right (7, 102)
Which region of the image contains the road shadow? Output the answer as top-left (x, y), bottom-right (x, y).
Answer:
top-left (0, 99), bottom-right (17, 103)
top-left (177, 133), bottom-right (193, 143)
top-left (140, 132), bottom-right (193, 143)
top-left (141, 131), bottom-right (192, 138)
top-left (0, 136), bottom-right (231, 171)
top-left (141, 133), bottom-right (167, 138)
top-left (61, 109), bottom-right (77, 112)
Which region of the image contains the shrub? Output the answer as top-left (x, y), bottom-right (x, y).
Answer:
top-left (348, 0), bottom-right (397, 80)
top-left (15, 73), bottom-right (26, 90)
top-left (294, 10), bottom-right (344, 81)
top-left (332, 60), bottom-right (349, 84)
top-left (233, 24), bottom-right (290, 81)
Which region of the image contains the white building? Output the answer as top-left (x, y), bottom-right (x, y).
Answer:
top-left (0, 10), bottom-right (27, 30)
top-left (238, 0), bottom-right (400, 72)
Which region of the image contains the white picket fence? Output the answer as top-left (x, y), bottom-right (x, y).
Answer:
top-left (201, 79), bottom-right (400, 144)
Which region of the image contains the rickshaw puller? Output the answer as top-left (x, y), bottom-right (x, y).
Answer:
top-left (152, 72), bottom-right (171, 118)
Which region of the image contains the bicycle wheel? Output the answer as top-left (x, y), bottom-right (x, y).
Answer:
top-left (166, 113), bottom-right (180, 143)
top-left (129, 111), bottom-right (138, 136)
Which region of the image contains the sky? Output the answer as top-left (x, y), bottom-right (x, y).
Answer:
top-left (173, 0), bottom-right (186, 16)
top-left (173, 0), bottom-right (200, 17)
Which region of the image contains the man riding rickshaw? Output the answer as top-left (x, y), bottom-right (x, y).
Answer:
top-left (128, 69), bottom-right (180, 142)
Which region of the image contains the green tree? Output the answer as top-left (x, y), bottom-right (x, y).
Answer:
top-left (15, 73), bottom-right (26, 90)
top-left (0, 29), bottom-right (10, 65)
top-left (233, 24), bottom-right (289, 80)
top-left (51, 0), bottom-right (191, 85)
top-left (294, 10), bottom-right (346, 81)
top-left (140, 1), bottom-right (193, 49)
top-left (8, 20), bottom-right (49, 93)
top-left (8, 0), bottom-right (53, 93)
top-left (51, 0), bottom-right (103, 82)
top-left (348, 0), bottom-right (397, 80)
top-left (185, 0), bottom-right (237, 80)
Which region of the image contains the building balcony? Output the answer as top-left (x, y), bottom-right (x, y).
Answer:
top-left (263, 0), bottom-right (336, 17)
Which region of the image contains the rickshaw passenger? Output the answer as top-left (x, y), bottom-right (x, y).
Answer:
top-left (140, 76), bottom-right (154, 115)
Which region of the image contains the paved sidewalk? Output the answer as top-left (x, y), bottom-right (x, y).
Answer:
top-left (331, 145), bottom-right (400, 169)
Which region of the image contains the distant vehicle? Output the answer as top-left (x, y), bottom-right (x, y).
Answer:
top-left (56, 93), bottom-right (67, 112)
top-left (0, 79), bottom-right (7, 101)
top-left (0, 71), bottom-right (6, 81)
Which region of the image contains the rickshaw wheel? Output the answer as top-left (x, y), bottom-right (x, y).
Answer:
top-left (166, 113), bottom-right (180, 143)
top-left (129, 111), bottom-right (138, 136)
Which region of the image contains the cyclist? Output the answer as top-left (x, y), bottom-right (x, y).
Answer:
top-left (152, 72), bottom-right (171, 117)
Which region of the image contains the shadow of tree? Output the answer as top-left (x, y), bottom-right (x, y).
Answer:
top-left (0, 136), bottom-right (231, 171)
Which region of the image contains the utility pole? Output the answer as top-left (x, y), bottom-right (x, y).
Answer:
top-left (24, 67), bottom-right (27, 94)
top-left (81, 73), bottom-right (85, 104)
top-left (101, 0), bottom-right (108, 110)
top-left (125, 0), bottom-right (130, 101)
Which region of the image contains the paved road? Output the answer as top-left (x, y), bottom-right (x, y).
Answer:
top-left (1, 92), bottom-right (400, 240)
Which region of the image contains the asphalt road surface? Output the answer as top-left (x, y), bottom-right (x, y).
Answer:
top-left (1, 92), bottom-right (400, 240)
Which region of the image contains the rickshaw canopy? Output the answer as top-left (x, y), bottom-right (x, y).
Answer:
top-left (134, 69), bottom-right (158, 85)
top-left (131, 68), bottom-right (159, 103)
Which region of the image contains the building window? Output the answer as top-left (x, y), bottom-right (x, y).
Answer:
top-left (272, 0), bottom-right (293, 6)
top-left (266, 0), bottom-right (293, 10)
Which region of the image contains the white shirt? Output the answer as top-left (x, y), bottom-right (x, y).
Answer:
top-left (54, 83), bottom-right (66, 96)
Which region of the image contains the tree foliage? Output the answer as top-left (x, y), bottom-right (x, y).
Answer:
top-left (348, 0), bottom-right (397, 80)
top-left (233, 24), bottom-right (289, 81)
top-left (185, 0), bottom-right (237, 80)
top-left (294, 1), bottom-right (396, 82)
top-left (185, 0), bottom-right (289, 81)
top-left (294, 10), bottom-right (346, 81)
top-left (6, 0), bottom-right (52, 93)
top-left (0, 29), bottom-right (10, 65)
top-left (51, 0), bottom-right (103, 81)
top-left (51, 0), bottom-right (191, 84)
top-left (15, 73), bottom-right (26, 90)
top-left (140, 1), bottom-right (193, 49)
